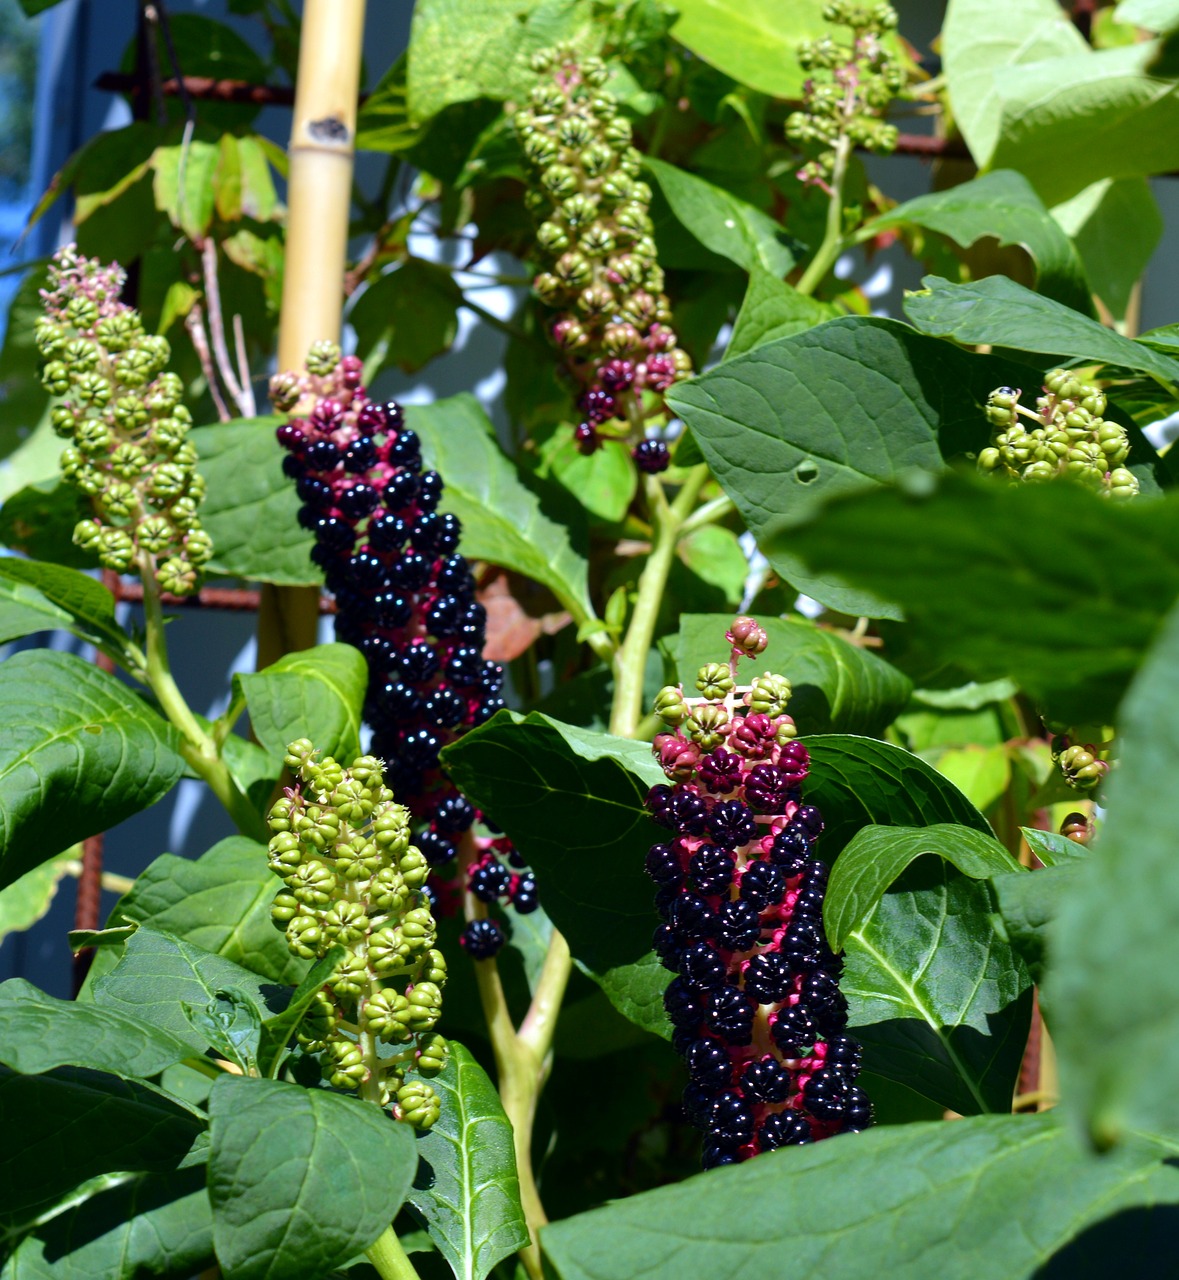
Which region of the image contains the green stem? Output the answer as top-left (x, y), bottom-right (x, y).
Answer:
top-left (678, 491), bottom-right (735, 537)
top-left (795, 132), bottom-right (852, 298)
top-left (609, 465), bottom-right (710, 738)
top-left (365, 1227), bottom-right (422, 1280)
top-left (138, 557), bottom-right (267, 842)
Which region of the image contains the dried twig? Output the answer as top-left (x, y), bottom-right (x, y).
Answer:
top-left (184, 301), bottom-right (232, 422)
top-left (200, 239), bottom-right (250, 417)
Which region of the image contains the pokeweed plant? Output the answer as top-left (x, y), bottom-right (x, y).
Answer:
top-left (2, 0), bottom-right (1179, 1278)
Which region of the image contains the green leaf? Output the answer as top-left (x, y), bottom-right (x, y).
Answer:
top-left (406, 0), bottom-right (589, 124)
top-left (408, 395), bottom-right (595, 625)
top-left (350, 258), bottom-right (463, 376)
top-left (0, 978), bottom-right (195, 1079)
top-left (85, 837), bottom-right (306, 990)
top-left (194, 417), bottom-right (320, 587)
top-left (643, 157), bottom-right (794, 276)
top-left (408, 1043), bottom-right (529, 1280)
top-left (825, 823), bottom-right (1022, 952)
top-left (1, 1167), bottom-right (213, 1280)
top-left (442, 711), bottom-right (664, 973)
top-left (0, 478), bottom-right (91, 568)
top-left (1115, 0), bottom-right (1179, 29)
top-left (725, 267), bottom-right (837, 359)
top-left (0, 1065), bottom-right (205, 1227)
top-left (675, 526), bottom-right (748, 607)
top-left (357, 54), bottom-right (422, 152)
top-left (592, 951), bottom-right (672, 1040)
top-left (207, 1076), bottom-right (418, 1280)
top-left (1051, 177), bottom-right (1163, 320)
top-left (863, 170), bottom-right (1092, 313)
top-left (0, 266), bottom-right (50, 461)
top-left (183, 989), bottom-right (262, 1077)
top-left (0, 557), bottom-right (136, 667)
top-left (152, 140), bottom-right (220, 241)
top-left (668, 0), bottom-right (836, 98)
top-left (540, 431), bottom-right (637, 524)
top-left (846, 858), bottom-right (1032, 1116)
top-left (942, 0), bottom-right (1088, 168)
top-left (992, 862), bottom-right (1083, 985)
top-left (256, 948), bottom-right (345, 1078)
top-left (671, 613), bottom-right (912, 736)
top-left (0, 651), bottom-right (183, 890)
top-left (931, 744), bottom-right (1011, 813)
top-left (0, 853), bottom-right (75, 947)
top-left (1021, 826), bottom-right (1090, 868)
top-left (665, 317), bottom-right (1036, 617)
top-left (237, 643), bottom-right (367, 767)
top-left (92, 926), bottom-right (276, 1052)
top-left (784, 474), bottom-right (1179, 725)
top-left (989, 39), bottom-right (1179, 206)
top-left (904, 275), bottom-right (1179, 384)
top-left (1048, 597), bottom-right (1179, 1146)
top-left (540, 1113), bottom-right (1179, 1280)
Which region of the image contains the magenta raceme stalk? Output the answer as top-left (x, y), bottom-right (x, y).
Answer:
top-left (645, 618), bottom-right (871, 1167)
top-left (514, 46), bottom-right (692, 471)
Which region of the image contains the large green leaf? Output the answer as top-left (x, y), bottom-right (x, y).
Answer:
top-left (1051, 177), bottom-right (1163, 320)
top-left (441, 711), bottom-right (664, 973)
top-left (0, 478), bottom-right (89, 568)
top-left (0, 979), bottom-right (194, 1079)
top-left (540, 1113), bottom-right (1179, 1280)
top-left (86, 837), bottom-right (305, 990)
top-left (1048, 597), bottom-right (1179, 1146)
top-left (861, 171), bottom-right (1091, 313)
top-left (0, 1066), bottom-right (204, 1227)
top-left (669, 0), bottom-right (838, 98)
top-left (989, 39), bottom-right (1179, 205)
top-left (825, 823), bottom-right (1023, 951)
top-left (644, 158), bottom-right (795, 277)
top-left (671, 613), bottom-right (911, 736)
top-left (194, 417), bottom-right (320, 587)
top-left (237, 642), bottom-right (367, 767)
top-left (942, 0), bottom-right (1088, 167)
top-left (356, 54), bottom-right (422, 153)
top-left (350, 259), bottom-right (462, 376)
top-left (92, 927), bottom-right (275, 1052)
top-left (1021, 827), bottom-right (1089, 868)
top-left (0, 651), bottom-right (183, 889)
top-left (407, 1043), bottom-right (529, 1280)
top-left (0, 853), bottom-right (75, 948)
top-left (904, 275), bottom-right (1179, 385)
top-left (0, 557), bottom-right (137, 667)
top-left (207, 1076), bottom-right (417, 1280)
top-left (408, 395), bottom-right (595, 626)
top-left (783, 474), bottom-right (1179, 724)
top-left (992, 862), bottom-right (1083, 986)
top-left (725, 267), bottom-right (837, 359)
top-left (845, 859), bottom-right (1032, 1116)
top-left (664, 317), bottom-right (1034, 617)
top-left (0, 266), bottom-right (50, 462)
top-left (406, 0), bottom-right (588, 124)
top-left (1, 1167), bottom-right (213, 1280)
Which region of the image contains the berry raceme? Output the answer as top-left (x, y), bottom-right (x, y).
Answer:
top-left (270, 344), bottom-right (506, 867)
top-left (459, 834), bottom-right (540, 960)
top-left (645, 617), bottom-right (870, 1167)
top-left (36, 245), bottom-right (211, 594)
top-left (977, 371), bottom-right (1139, 499)
top-left (514, 45), bottom-right (691, 470)
top-left (267, 740), bottom-right (447, 1127)
top-left (786, 2), bottom-right (904, 190)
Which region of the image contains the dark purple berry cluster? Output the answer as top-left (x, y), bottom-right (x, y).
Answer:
top-left (646, 618), bottom-right (871, 1167)
top-left (459, 836), bottom-right (539, 961)
top-left (270, 343), bottom-right (506, 862)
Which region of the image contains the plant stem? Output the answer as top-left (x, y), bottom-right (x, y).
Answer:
top-left (139, 557), bottom-right (267, 842)
top-left (678, 491), bottom-right (735, 537)
top-left (610, 465), bottom-right (710, 738)
top-left (795, 132), bottom-right (852, 298)
top-left (365, 1227), bottom-right (422, 1280)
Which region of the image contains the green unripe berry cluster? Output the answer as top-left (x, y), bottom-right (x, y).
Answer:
top-left (267, 739), bottom-right (448, 1129)
top-left (37, 245), bottom-right (211, 592)
top-left (977, 371), bottom-right (1138, 500)
top-left (786, 0), bottom-right (904, 186)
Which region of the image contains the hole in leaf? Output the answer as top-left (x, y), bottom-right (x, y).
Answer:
top-left (794, 460), bottom-right (820, 484)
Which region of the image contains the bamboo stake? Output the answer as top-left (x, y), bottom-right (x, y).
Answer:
top-left (257, 0), bottom-right (366, 668)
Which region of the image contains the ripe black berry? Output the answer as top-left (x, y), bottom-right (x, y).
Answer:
top-left (679, 940), bottom-right (727, 990)
top-left (715, 900), bottom-right (761, 951)
top-left (418, 829), bottom-right (456, 865)
top-left (369, 513), bottom-right (408, 551)
top-left (383, 470), bottom-right (419, 510)
top-left (707, 1090), bottom-right (755, 1147)
top-left (670, 893), bottom-right (715, 940)
top-left (417, 470), bottom-right (444, 512)
top-left (685, 1037), bottom-right (732, 1089)
top-left (688, 844), bottom-right (732, 895)
top-left (705, 985), bottom-right (756, 1044)
top-left (739, 860), bottom-right (784, 910)
top-left (664, 976), bottom-right (702, 1028)
top-left (770, 825), bottom-right (811, 868)
top-left (759, 1111), bottom-right (813, 1150)
top-left (803, 1067), bottom-right (848, 1121)
top-left (388, 428), bottom-right (421, 466)
top-left (471, 860), bottom-right (513, 902)
top-left (645, 842), bottom-right (682, 886)
top-left (770, 1004), bottom-right (817, 1054)
top-left (512, 874), bottom-right (539, 914)
top-left (633, 439), bottom-right (670, 473)
top-left (742, 951), bottom-right (792, 1003)
top-left (708, 800), bottom-right (758, 848)
top-left (342, 437), bottom-right (377, 473)
top-left (434, 794), bottom-right (475, 834)
top-left (741, 1056), bottom-right (792, 1104)
top-left (461, 918), bottom-right (505, 959)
